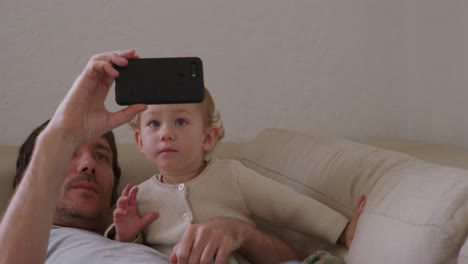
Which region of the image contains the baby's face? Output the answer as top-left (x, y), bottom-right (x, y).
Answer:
top-left (135, 104), bottom-right (211, 176)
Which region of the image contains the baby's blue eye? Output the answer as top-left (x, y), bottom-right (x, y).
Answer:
top-left (175, 119), bottom-right (188, 126)
top-left (149, 121), bottom-right (160, 128)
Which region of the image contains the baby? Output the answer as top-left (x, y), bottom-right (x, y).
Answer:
top-left (112, 88), bottom-right (365, 263)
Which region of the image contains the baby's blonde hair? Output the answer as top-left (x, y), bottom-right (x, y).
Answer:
top-left (129, 87), bottom-right (225, 143)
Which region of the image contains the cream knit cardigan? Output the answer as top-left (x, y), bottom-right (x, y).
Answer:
top-left (136, 158), bottom-right (348, 256)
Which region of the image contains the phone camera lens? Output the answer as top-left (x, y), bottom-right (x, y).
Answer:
top-left (191, 62), bottom-right (198, 79)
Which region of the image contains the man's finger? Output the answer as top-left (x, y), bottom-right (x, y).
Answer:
top-left (83, 60), bottom-right (108, 80)
top-left (108, 104), bottom-right (147, 130)
top-left (109, 52), bottom-right (129, 67)
top-left (90, 49), bottom-right (136, 63)
top-left (172, 227), bottom-right (197, 264)
top-left (213, 241), bottom-right (229, 264)
top-left (200, 239), bottom-right (218, 264)
top-left (187, 234), bottom-right (208, 264)
top-left (114, 49), bottom-right (137, 58)
top-left (103, 62), bottom-right (119, 78)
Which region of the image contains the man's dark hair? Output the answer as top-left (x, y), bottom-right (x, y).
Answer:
top-left (13, 120), bottom-right (121, 206)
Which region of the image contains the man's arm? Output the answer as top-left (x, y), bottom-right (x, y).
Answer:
top-left (170, 218), bottom-right (298, 264)
top-left (0, 131), bottom-right (77, 264)
top-left (239, 222), bottom-right (298, 264)
top-left (0, 50), bottom-right (146, 264)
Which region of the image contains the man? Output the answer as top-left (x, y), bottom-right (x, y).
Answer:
top-left (0, 50), bottom-right (297, 264)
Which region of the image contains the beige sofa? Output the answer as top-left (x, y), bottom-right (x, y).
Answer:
top-left (1, 128), bottom-right (467, 263)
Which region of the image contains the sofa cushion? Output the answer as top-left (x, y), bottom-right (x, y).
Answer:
top-left (239, 128), bottom-right (468, 263)
top-left (238, 128), bottom-right (415, 257)
top-left (346, 161), bottom-right (468, 264)
top-left (240, 128), bottom-right (414, 218)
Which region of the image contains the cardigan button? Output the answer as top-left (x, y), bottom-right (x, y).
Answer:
top-left (183, 213), bottom-right (190, 221)
top-left (178, 183), bottom-right (185, 191)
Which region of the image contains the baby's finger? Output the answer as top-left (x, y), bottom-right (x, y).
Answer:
top-left (353, 195), bottom-right (366, 219)
top-left (113, 208), bottom-right (127, 217)
top-left (358, 195), bottom-right (366, 211)
top-left (122, 183), bottom-right (132, 197)
top-left (116, 196), bottom-right (131, 207)
top-left (129, 186), bottom-right (139, 199)
top-left (354, 194), bottom-right (365, 210)
top-left (169, 251), bottom-right (178, 264)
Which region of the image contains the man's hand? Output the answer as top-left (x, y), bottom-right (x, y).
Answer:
top-left (47, 50), bottom-right (147, 146)
top-left (170, 218), bottom-right (252, 264)
top-left (0, 50), bottom-right (148, 264)
top-left (114, 184), bottom-right (158, 242)
top-left (339, 194), bottom-right (366, 248)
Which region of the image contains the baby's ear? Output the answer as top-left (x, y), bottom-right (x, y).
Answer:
top-left (134, 130), bottom-right (145, 153)
top-left (203, 126), bottom-right (220, 151)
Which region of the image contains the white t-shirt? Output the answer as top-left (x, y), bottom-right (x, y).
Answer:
top-left (47, 226), bottom-right (169, 264)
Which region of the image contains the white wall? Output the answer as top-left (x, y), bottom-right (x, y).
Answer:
top-left (0, 0), bottom-right (409, 145)
top-left (408, 0), bottom-right (468, 148)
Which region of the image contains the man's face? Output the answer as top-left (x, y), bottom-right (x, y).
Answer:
top-left (54, 137), bottom-right (115, 233)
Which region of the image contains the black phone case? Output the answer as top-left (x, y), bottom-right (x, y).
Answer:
top-left (115, 57), bottom-right (204, 105)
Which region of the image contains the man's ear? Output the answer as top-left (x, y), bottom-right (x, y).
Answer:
top-left (134, 130), bottom-right (145, 154)
top-left (203, 126), bottom-right (220, 152)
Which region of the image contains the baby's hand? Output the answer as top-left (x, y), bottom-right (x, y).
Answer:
top-left (339, 194), bottom-right (366, 248)
top-left (114, 184), bottom-right (158, 242)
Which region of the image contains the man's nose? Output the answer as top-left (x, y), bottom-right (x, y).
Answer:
top-left (77, 153), bottom-right (96, 175)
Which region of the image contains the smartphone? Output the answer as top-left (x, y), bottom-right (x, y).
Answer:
top-left (114, 57), bottom-right (204, 105)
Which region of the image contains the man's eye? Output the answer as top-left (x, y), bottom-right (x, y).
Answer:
top-left (95, 153), bottom-right (108, 161)
top-left (175, 119), bottom-right (188, 126)
top-left (149, 121), bottom-right (160, 128)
